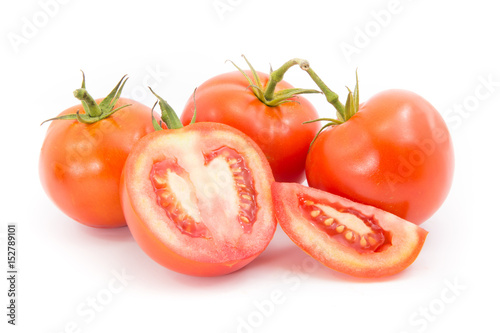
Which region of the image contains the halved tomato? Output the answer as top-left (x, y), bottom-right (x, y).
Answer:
top-left (272, 182), bottom-right (428, 278)
top-left (120, 119), bottom-right (276, 276)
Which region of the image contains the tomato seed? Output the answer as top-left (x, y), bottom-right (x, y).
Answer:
top-left (298, 195), bottom-right (389, 254)
top-left (368, 236), bottom-right (378, 246)
top-left (310, 210), bottom-right (320, 218)
top-left (324, 218), bottom-right (334, 226)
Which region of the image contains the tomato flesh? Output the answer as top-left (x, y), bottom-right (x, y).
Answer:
top-left (121, 122), bottom-right (276, 276)
top-left (273, 182), bottom-right (428, 278)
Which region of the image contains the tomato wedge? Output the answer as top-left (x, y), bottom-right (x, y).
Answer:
top-left (272, 182), bottom-right (428, 278)
top-left (120, 91), bottom-right (276, 276)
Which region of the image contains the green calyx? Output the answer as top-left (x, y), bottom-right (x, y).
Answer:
top-left (229, 55), bottom-right (320, 107)
top-left (301, 65), bottom-right (360, 147)
top-left (41, 72), bottom-right (131, 125)
top-left (149, 87), bottom-right (196, 131)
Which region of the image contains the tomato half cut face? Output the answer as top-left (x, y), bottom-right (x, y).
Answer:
top-left (272, 182), bottom-right (428, 278)
top-left (120, 122), bottom-right (276, 276)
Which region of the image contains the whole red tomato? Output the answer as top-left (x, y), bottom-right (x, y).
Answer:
top-left (304, 68), bottom-right (454, 225)
top-left (39, 75), bottom-right (157, 228)
top-left (180, 57), bottom-right (320, 183)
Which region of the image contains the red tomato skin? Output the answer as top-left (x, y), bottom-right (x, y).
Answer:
top-left (39, 98), bottom-right (156, 228)
top-left (306, 90), bottom-right (454, 225)
top-left (181, 70), bottom-right (320, 183)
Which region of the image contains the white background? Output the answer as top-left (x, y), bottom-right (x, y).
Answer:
top-left (1, 0), bottom-right (499, 332)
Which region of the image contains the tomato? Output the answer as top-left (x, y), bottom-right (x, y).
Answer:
top-left (120, 91), bottom-right (276, 276)
top-left (39, 75), bottom-right (156, 228)
top-left (302, 67), bottom-right (454, 224)
top-left (180, 57), bottom-right (320, 183)
top-left (273, 182), bottom-right (428, 278)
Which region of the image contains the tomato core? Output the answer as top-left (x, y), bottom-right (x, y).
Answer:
top-left (298, 195), bottom-right (392, 254)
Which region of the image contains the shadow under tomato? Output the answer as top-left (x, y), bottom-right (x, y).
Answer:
top-left (76, 222), bottom-right (416, 285)
top-left (169, 266), bottom-right (254, 288)
top-left (120, 244), bottom-right (263, 289)
top-left (78, 224), bottom-right (136, 243)
top-left (249, 228), bottom-right (417, 284)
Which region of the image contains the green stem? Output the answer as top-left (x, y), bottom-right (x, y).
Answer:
top-left (73, 88), bottom-right (102, 117)
top-left (75, 110), bottom-right (98, 124)
top-left (302, 66), bottom-right (346, 121)
top-left (303, 117), bottom-right (343, 125)
top-left (149, 87), bottom-right (183, 130)
top-left (263, 58), bottom-right (309, 102)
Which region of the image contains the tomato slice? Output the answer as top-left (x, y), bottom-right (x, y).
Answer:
top-left (120, 122), bottom-right (276, 276)
top-left (272, 182), bottom-right (428, 278)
